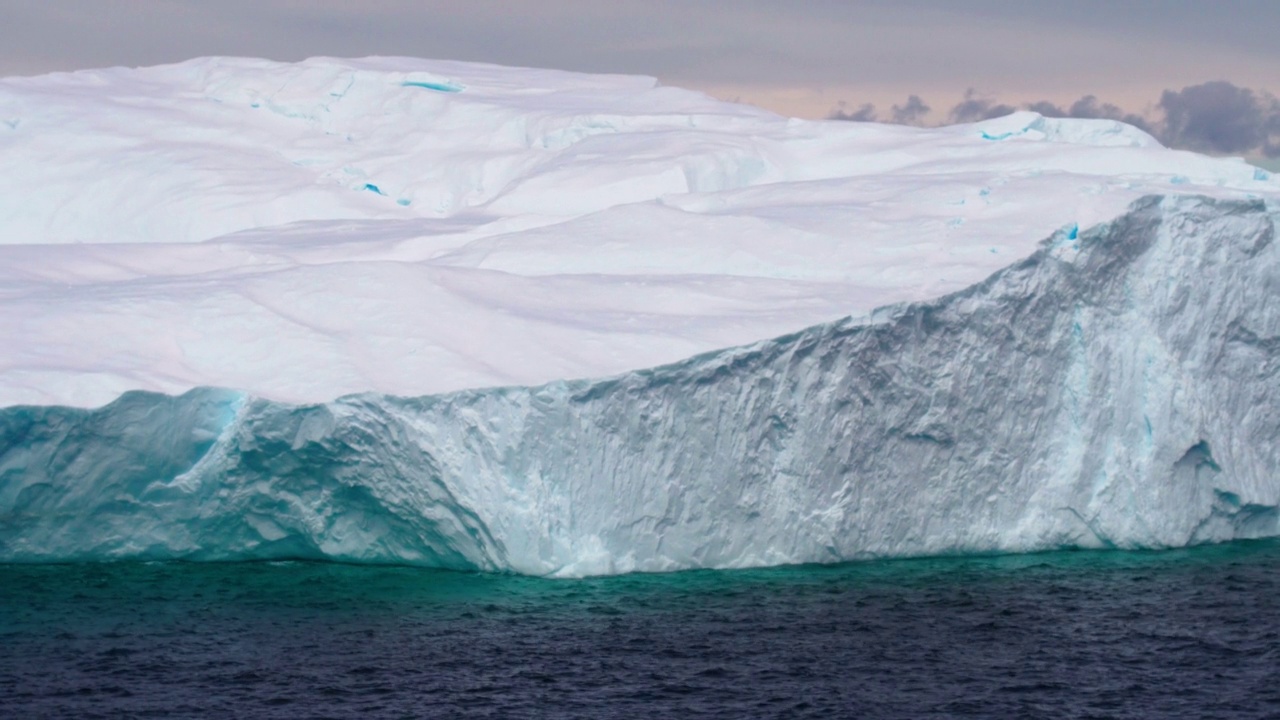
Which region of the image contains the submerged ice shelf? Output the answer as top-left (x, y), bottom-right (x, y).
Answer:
top-left (2, 197), bottom-right (1277, 575)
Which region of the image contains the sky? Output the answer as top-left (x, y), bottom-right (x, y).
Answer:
top-left (2, 1), bottom-right (1277, 161)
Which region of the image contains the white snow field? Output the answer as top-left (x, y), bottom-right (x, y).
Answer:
top-left (1, 58), bottom-right (1279, 575)
top-left (0, 56), bottom-right (1275, 408)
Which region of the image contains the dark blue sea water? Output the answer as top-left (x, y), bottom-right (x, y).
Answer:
top-left (2, 541), bottom-right (1278, 719)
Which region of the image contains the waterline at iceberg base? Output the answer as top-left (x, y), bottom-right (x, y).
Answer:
top-left (1, 195), bottom-right (1277, 576)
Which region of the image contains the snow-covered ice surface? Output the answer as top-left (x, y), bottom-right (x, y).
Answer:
top-left (0, 56), bottom-right (1275, 407)
top-left (1, 58), bottom-right (1279, 574)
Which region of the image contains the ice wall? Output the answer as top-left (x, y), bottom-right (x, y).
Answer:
top-left (2, 196), bottom-right (1277, 575)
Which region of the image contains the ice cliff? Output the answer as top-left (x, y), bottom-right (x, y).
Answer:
top-left (3, 196), bottom-right (1276, 575)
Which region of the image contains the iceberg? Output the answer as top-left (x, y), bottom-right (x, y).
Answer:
top-left (2, 196), bottom-right (1276, 575)
top-left (1, 58), bottom-right (1278, 574)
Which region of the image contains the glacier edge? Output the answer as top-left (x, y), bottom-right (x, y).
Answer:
top-left (2, 195), bottom-right (1278, 576)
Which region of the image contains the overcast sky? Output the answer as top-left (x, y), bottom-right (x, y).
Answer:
top-left (2, 0), bottom-right (1277, 124)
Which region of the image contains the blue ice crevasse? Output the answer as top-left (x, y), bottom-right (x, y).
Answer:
top-left (400, 79), bottom-right (464, 93)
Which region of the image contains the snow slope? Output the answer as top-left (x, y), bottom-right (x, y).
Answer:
top-left (3, 196), bottom-right (1277, 574)
top-left (1, 56), bottom-right (1276, 407)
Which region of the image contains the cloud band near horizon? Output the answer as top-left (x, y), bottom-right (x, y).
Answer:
top-left (833, 81), bottom-right (1280, 159)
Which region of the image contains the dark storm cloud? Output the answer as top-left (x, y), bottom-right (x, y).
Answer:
top-left (947, 90), bottom-right (1017, 124)
top-left (831, 102), bottom-right (879, 122)
top-left (890, 95), bottom-right (931, 125)
top-left (834, 81), bottom-right (1280, 158)
top-left (832, 95), bottom-right (931, 124)
top-left (1159, 82), bottom-right (1280, 156)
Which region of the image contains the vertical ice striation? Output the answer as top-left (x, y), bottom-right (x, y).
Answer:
top-left (1, 196), bottom-right (1277, 575)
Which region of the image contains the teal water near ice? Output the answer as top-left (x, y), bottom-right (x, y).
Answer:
top-left (2, 541), bottom-right (1279, 718)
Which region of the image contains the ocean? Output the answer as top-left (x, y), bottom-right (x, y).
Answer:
top-left (2, 540), bottom-right (1277, 718)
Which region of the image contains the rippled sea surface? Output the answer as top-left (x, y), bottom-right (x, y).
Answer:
top-left (2, 541), bottom-right (1278, 719)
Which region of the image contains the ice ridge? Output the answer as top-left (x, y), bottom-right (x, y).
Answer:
top-left (1, 196), bottom-right (1277, 576)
